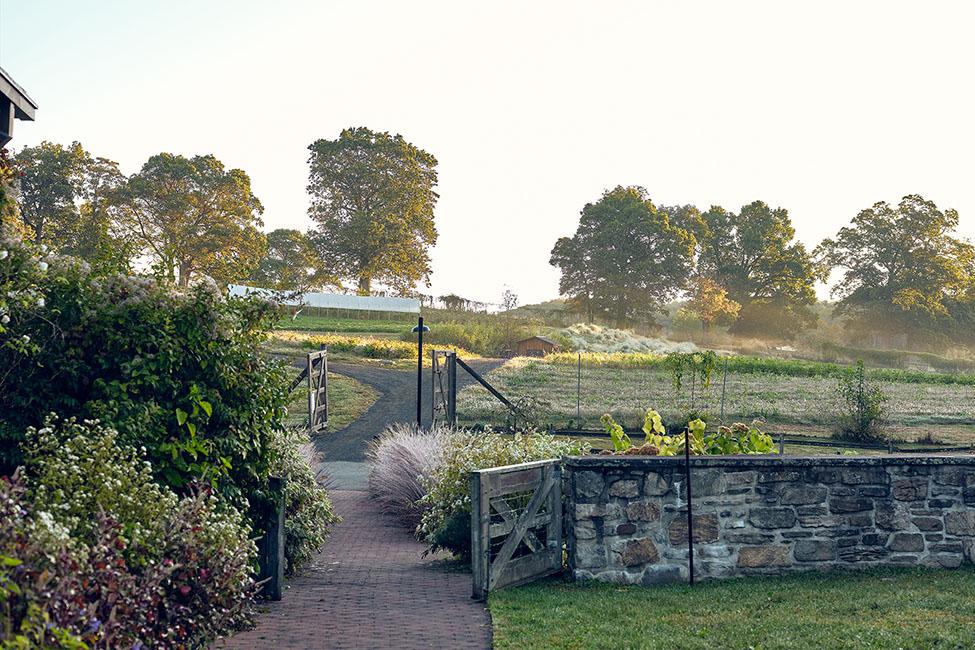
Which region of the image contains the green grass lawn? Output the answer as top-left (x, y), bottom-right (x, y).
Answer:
top-left (277, 314), bottom-right (411, 334)
top-left (490, 567), bottom-right (975, 649)
top-left (285, 371), bottom-right (378, 432)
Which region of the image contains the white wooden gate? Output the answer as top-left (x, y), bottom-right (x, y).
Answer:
top-left (470, 459), bottom-right (563, 599)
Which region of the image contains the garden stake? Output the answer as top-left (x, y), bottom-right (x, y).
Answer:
top-left (684, 427), bottom-right (695, 586)
top-left (719, 358), bottom-right (728, 424)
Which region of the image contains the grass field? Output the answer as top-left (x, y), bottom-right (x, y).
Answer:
top-left (284, 371), bottom-right (378, 432)
top-left (456, 357), bottom-right (975, 445)
top-left (277, 314), bottom-right (412, 334)
top-left (490, 567), bottom-right (975, 649)
top-left (266, 330), bottom-right (477, 368)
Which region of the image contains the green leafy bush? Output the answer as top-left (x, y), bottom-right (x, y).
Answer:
top-left (270, 425), bottom-right (338, 574)
top-left (834, 360), bottom-right (888, 441)
top-left (417, 431), bottom-right (587, 560)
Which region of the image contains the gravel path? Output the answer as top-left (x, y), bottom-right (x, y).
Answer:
top-left (316, 359), bottom-right (503, 463)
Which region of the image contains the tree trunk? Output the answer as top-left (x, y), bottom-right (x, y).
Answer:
top-left (357, 275), bottom-right (371, 296)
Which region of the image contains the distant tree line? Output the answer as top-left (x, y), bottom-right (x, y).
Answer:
top-left (551, 186), bottom-right (975, 346)
top-left (6, 126), bottom-right (440, 296)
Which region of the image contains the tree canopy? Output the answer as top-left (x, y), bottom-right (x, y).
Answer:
top-left (550, 186), bottom-right (696, 326)
top-left (248, 228), bottom-right (335, 293)
top-left (307, 127), bottom-right (438, 296)
top-left (116, 153), bottom-right (266, 287)
top-left (695, 201), bottom-right (822, 338)
top-left (817, 194), bottom-right (975, 344)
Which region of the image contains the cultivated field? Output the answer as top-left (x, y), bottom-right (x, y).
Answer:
top-left (456, 355), bottom-right (975, 444)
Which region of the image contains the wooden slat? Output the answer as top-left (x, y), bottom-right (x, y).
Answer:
top-left (490, 498), bottom-right (545, 551)
top-left (471, 471), bottom-right (490, 600)
top-left (488, 508), bottom-right (551, 540)
top-left (492, 549), bottom-right (562, 591)
top-left (489, 466), bottom-right (555, 590)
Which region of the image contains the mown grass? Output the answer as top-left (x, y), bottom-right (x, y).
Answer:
top-left (490, 567), bottom-right (975, 649)
top-left (284, 371), bottom-right (378, 432)
top-left (277, 314), bottom-right (411, 334)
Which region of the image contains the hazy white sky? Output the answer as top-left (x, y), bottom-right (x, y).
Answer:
top-left (2, 0), bottom-right (974, 305)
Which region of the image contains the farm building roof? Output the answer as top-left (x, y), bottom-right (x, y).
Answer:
top-left (517, 335), bottom-right (559, 346)
top-left (227, 284), bottom-right (421, 313)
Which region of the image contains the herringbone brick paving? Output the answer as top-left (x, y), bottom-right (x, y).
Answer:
top-left (221, 489), bottom-right (492, 649)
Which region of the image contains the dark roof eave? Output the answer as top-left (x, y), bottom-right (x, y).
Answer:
top-left (0, 67), bottom-right (37, 120)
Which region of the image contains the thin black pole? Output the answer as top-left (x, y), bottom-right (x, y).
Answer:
top-left (684, 427), bottom-right (695, 586)
top-left (416, 316), bottom-right (424, 429)
top-left (576, 352), bottom-right (581, 425)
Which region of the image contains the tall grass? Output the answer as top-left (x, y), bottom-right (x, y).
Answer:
top-left (399, 319), bottom-right (535, 357)
top-left (272, 331), bottom-right (476, 359)
top-left (366, 424), bottom-right (454, 530)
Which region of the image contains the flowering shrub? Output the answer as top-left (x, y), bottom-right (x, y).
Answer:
top-left (367, 424), bottom-right (454, 530)
top-left (417, 431), bottom-right (587, 560)
top-left (23, 416), bottom-right (177, 560)
top-left (3, 418), bottom-right (259, 647)
top-left (559, 323), bottom-right (697, 354)
top-left (269, 425), bottom-right (338, 574)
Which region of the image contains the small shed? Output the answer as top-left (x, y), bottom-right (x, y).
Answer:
top-left (515, 336), bottom-right (560, 357)
top-left (0, 67), bottom-right (37, 146)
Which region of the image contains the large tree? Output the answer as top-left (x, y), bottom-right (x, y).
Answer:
top-left (247, 228), bottom-right (335, 293)
top-left (116, 153), bottom-right (266, 287)
top-left (306, 127), bottom-right (438, 295)
top-left (696, 201), bottom-right (821, 338)
top-left (550, 186), bottom-right (696, 326)
top-left (817, 194), bottom-right (974, 343)
top-left (14, 141), bottom-right (130, 269)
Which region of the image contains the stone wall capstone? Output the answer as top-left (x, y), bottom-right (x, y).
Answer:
top-left (564, 455), bottom-right (975, 585)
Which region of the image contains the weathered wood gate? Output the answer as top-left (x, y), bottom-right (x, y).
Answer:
top-left (307, 349), bottom-right (328, 434)
top-left (470, 459), bottom-right (563, 599)
top-left (431, 350), bottom-right (457, 427)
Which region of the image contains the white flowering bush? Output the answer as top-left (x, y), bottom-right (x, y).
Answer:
top-left (0, 230), bottom-right (51, 359)
top-left (23, 415), bottom-right (178, 559)
top-left (417, 430), bottom-right (587, 561)
top-left (560, 323), bottom-right (697, 354)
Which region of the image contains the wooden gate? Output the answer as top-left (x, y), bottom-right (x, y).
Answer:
top-left (307, 349), bottom-right (328, 434)
top-left (431, 350), bottom-right (457, 427)
top-left (470, 459), bottom-right (563, 599)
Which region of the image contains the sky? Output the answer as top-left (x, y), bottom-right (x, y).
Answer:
top-left (2, 0), bottom-right (974, 306)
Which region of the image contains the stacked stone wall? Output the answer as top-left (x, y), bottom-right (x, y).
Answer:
top-left (565, 455), bottom-right (975, 585)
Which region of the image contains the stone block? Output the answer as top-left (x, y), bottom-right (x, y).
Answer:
top-left (875, 501), bottom-right (910, 530)
top-left (888, 533), bottom-right (924, 552)
top-left (625, 501), bottom-right (660, 522)
top-left (644, 472), bottom-right (670, 496)
top-left (609, 479), bottom-right (640, 498)
top-left (838, 546), bottom-right (888, 562)
top-left (616, 523), bottom-right (637, 535)
top-left (829, 497), bottom-right (873, 514)
top-left (932, 467), bottom-right (965, 486)
top-left (962, 487), bottom-right (975, 505)
top-left (726, 471), bottom-right (757, 487)
top-left (794, 539), bottom-right (837, 562)
top-left (861, 533), bottom-right (889, 546)
top-left (924, 534), bottom-right (943, 542)
top-left (640, 564), bottom-right (682, 585)
top-left (759, 470), bottom-right (801, 483)
top-left (945, 511), bottom-right (975, 536)
top-left (574, 502), bottom-right (622, 520)
top-left (892, 477), bottom-right (928, 502)
top-left (779, 485), bottom-right (828, 506)
top-left (840, 468), bottom-right (888, 485)
top-left (781, 531), bottom-right (813, 539)
top-left (749, 507), bottom-right (797, 529)
top-left (737, 545), bottom-right (792, 568)
top-left (668, 514), bottom-right (719, 545)
top-left (927, 499), bottom-right (955, 509)
top-left (574, 520), bottom-right (597, 540)
top-left (910, 517), bottom-right (943, 532)
top-left (725, 532), bottom-right (774, 544)
top-left (929, 542), bottom-right (963, 553)
top-left (617, 538), bottom-right (659, 567)
top-left (858, 486), bottom-right (890, 498)
top-left (575, 471), bottom-right (605, 499)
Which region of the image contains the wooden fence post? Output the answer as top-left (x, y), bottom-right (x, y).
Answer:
top-left (471, 470), bottom-right (489, 600)
top-left (257, 476), bottom-right (287, 600)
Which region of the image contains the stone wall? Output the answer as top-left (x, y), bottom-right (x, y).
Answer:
top-left (564, 455), bottom-right (975, 585)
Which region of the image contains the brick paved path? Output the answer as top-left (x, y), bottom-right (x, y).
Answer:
top-left (222, 489), bottom-right (492, 649)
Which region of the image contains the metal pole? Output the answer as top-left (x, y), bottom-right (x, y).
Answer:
top-left (576, 352), bottom-right (581, 425)
top-left (416, 316), bottom-right (424, 429)
top-left (684, 427), bottom-right (695, 586)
